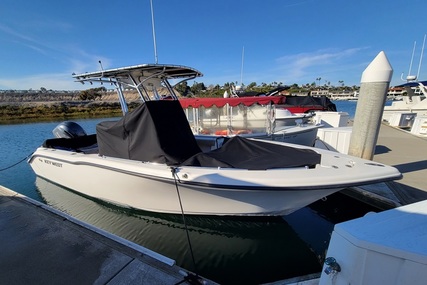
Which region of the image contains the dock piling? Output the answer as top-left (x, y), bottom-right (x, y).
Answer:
top-left (348, 51), bottom-right (393, 160)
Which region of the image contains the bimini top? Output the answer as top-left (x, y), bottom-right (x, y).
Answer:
top-left (179, 96), bottom-right (286, 108)
top-left (180, 95), bottom-right (337, 112)
top-left (72, 63), bottom-right (203, 86)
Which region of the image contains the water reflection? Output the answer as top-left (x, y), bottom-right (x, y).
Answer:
top-left (36, 177), bottom-right (321, 284)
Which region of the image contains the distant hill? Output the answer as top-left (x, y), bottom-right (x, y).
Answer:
top-left (0, 89), bottom-right (182, 122)
top-left (0, 91), bottom-right (80, 105)
top-left (0, 89), bottom-right (178, 106)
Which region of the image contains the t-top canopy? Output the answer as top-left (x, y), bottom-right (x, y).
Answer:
top-left (72, 64), bottom-right (203, 86)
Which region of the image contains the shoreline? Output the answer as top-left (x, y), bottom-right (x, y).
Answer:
top-left (0, 90), bottom-right (159, 123)
top-left (0, 101), bottom-right (129, 124)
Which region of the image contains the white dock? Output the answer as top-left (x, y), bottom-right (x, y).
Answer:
top-left (373, 122), bottom-right (427, 203)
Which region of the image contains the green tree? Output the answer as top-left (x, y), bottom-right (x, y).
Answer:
top-left (190, 82), bottom-right (206, 95)
top-left (246, 82), bottom-right (257, 90)
top-left (175, 81), bottom-right (191, 96)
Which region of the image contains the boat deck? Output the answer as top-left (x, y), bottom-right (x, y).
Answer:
top-left (0, 186), bottom-right (215, 285)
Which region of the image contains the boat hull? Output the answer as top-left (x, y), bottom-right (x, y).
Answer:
top-left (29, 149), bottom-right (341, 216)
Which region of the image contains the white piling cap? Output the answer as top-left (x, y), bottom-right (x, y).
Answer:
top-left (361, 51), bottom-right (393, 83)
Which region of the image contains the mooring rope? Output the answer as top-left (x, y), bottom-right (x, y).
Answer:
top-left (0, 152), bottom-right (33, 172)
top-left (170, 167), bottom-right (204, 285)
top-left (313, 137), bottom-right (332, 150)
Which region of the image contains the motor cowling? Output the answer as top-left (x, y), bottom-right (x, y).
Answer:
top-left (52, 121), bottom-right (87, 138)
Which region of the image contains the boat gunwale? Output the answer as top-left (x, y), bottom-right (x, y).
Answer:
top-left (29, 151), bottom-right (401, 192)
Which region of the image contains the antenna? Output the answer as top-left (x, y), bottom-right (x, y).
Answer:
top-left (402, 37), bottom-right (426, 82)
top-left (240, 46), bottom-right (245, 86)
top-left (98, 60), bottom-right (104, 71)
top-left (416, 34), bottom-right (426, 80)
top-left (407, 41), bottom-right (417, 81)
top-left (98, 60), bottom-right (105, 80)
top-left (150, 0), bottom-right (158, 64)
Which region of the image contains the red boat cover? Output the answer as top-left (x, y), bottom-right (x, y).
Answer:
top-left (179, 96), bottom-right (285, 108)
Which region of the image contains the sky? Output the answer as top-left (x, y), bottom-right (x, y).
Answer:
top-left (0, 0), bottom-right (426, 91)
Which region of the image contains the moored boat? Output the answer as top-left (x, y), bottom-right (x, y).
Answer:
top-left (180, 96), bottom-right (323, 147)
top-left (382, 80), bottom-right (427, 123)
top-left (28, 64), bottom-right (402, 216)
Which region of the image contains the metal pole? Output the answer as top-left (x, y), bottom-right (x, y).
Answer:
top-left (408, 41), bottom-right (416, 78)
top-left (348, 51), bottom-right (393, 160)
top-left (150, 0), bottom-right (158, 64)
top-left (416, 34), bottom-right (426, 80)
top-left (240, 46), bottom-right (244, 86)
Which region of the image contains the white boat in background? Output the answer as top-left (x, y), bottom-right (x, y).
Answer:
top-left (382, 80), bottom-right (427, 124)
top-left (180, 85), bottom-right (338, 147)
top-left (180, 96), bottom-right (322, 147)
top-left (29, 64), bottom-right (401, 216)
top-left (383, 35), bottom-right (427, 128)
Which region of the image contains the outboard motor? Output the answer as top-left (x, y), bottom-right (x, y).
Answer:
top-left (52, 121), bottom-right (87, 138)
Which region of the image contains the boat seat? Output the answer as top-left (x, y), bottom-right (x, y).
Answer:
top-left (42, 134), bottom-right (98, 153)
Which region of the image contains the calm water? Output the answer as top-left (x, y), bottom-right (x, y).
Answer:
top-left (0, 101), bottom-right (382, 284)
top-left (333, 100), bottom-right (357, 117)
